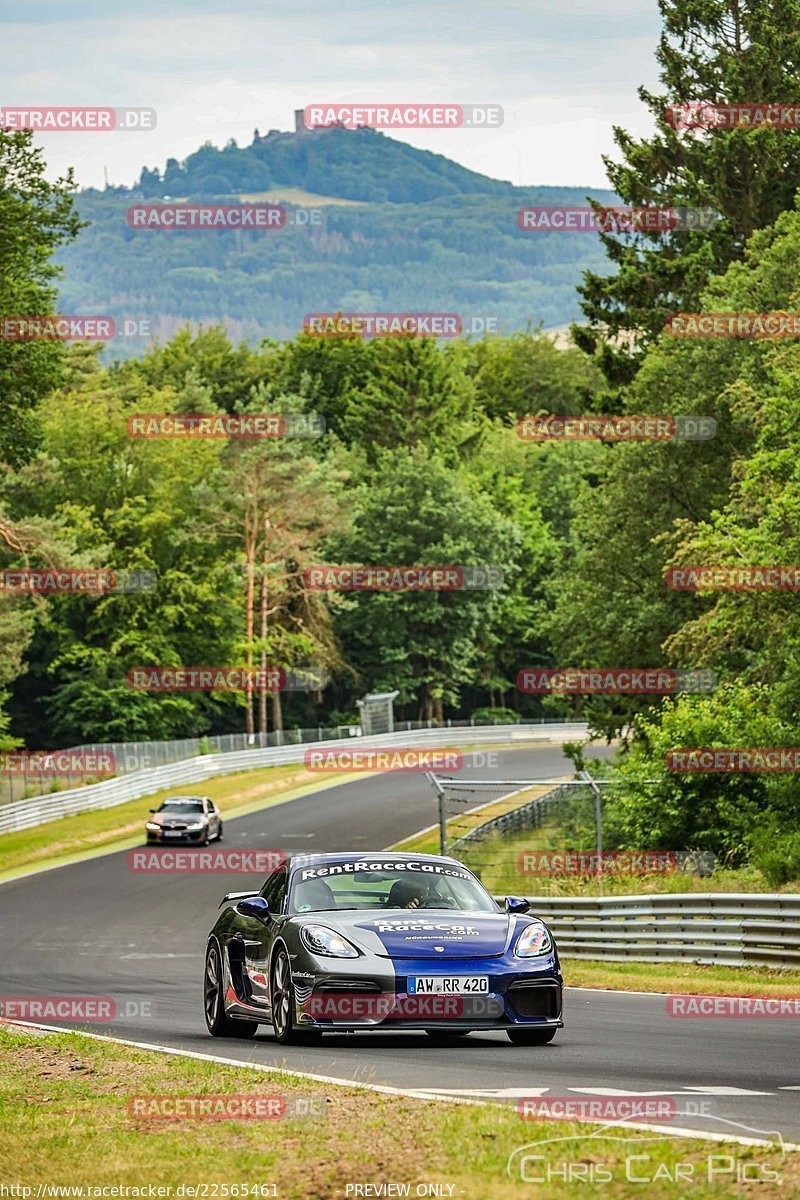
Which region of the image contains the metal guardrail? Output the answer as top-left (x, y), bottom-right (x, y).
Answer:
top-left (0, 722), bottom-right (588, 836)
top-left (519, 893), bottom-right (800, 968)
top-left (0, 715), bottom-right (570, 805)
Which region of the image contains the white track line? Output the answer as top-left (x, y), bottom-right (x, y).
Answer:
top-left (4, 1019), bottom-right (799, 1151)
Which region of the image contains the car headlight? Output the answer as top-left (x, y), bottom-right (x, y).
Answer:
top-left (515, 922), bottom-right (553, 958)
top-left (145, 822), bottom-right (160, 832)
top-left (300, 925), bottom-right (359, 958)
top-left (185, 822), bottom-right (205, 831)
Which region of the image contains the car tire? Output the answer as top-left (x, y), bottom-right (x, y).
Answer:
top-left (204, 940), bottom-right (258, 1038)
top-left (270, 946), bottom-right (322, 1044)
top-left (507, 1026), bottom-right (558, 1045)
top-left (217, 823), bottom-right (224, 841)
top-left (424, 1030), bottom-right (471, 1043)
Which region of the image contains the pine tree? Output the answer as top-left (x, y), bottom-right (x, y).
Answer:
top-left (575, 0), bottom-right (800, 386)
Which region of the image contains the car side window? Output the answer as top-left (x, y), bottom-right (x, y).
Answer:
top-left (271, 869), bottom-right (288, 914)
top-left (260, 867), bottom-right (288, 914)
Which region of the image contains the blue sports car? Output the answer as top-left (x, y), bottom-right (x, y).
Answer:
top-left (203, 851), bottom-right (563, 1045)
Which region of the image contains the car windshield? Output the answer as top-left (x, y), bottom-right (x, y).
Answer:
top-left (288, 862), bottom-right (498, 914)
top-left (159, 800), bottom-right (204, 813)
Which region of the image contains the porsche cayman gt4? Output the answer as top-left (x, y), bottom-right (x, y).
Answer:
top-left (203, 851), bottom-right (563, 1044)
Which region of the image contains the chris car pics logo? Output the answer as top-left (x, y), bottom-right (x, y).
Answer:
top-left (507, 1121), bottom-right (784, 1185)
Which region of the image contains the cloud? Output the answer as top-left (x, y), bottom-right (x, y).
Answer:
top-left (0, 1), bottom-right (662, 188)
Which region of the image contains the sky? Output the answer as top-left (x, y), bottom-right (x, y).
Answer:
top-left (0, 0), bottom-right (663, 190)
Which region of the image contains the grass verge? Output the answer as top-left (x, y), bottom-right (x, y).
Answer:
top-left (433, 822), bottom-right (799, 896)
top-left (0, 1026), bottom-right (794, 1198)
top-left (0, 765), bottom-right (363, 882)
top-left (565, 958), bottom-right (800, 997)
top-left (391, 782), bottom-right (562, 857)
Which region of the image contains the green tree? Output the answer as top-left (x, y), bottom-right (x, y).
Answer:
top-left (606, 682), bottom-right (796, 863)
top-left (2, 348), bottom-right (240, 743)
top-left (576, 0), bottom-right (800, 385)
top-left (196, 389), bottom-right (347, 736)
top-left (0, 129), bottom-right (84, 465)
top-left (470, 330), bottom-right (602, 422)
top-left (661, 207), bottom-right (800, 723)
top-left (330, 448), bottom-right (522, 721)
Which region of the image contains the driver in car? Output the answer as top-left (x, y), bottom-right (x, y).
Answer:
top-left (386, 878), bottom-right (429, 909)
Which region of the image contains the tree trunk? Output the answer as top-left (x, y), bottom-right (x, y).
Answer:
top-left (243, 489), bottom-right (257, 737)
top-left (258, 564), bottom-right (268, 737)
top-left (271, 689), bottom-right (283, 735)
top-left (258, 513), bottom-right (270, 738)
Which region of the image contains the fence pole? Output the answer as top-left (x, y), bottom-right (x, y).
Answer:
top-left (579, 770), bottom-right (604, 859)
top-left (427, 771), bottom-right (448, 856)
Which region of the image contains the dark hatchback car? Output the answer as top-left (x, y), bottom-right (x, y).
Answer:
top-left (146, 795), bottom-right (222, 844)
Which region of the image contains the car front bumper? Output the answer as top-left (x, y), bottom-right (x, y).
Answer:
top-left (293, 954), bottom-right (563, 1031)
top-left (146, 827), bottom-right (207, 843)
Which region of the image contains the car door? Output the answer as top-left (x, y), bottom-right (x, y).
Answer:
top-left (240, 866), bottom-right (287, 1012)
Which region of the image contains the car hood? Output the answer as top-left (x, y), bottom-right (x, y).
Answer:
top-left (300, 909), bottom-right (520, 958)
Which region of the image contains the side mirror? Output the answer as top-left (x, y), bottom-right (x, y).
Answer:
top-left (149, 808), bottom-right (156, 814)
top-left (505, 896), bottom-right (531, 914)
top-left (238, 896), bottom-right (271, 922)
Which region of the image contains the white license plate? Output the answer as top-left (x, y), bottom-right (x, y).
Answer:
top-left (163, 830), bottom-right (182, 837)
top-left (408, 976), bottom-right (489, 995)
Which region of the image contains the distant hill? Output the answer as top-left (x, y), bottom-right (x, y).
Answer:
top-left (135, 123), bottom-right (526, 205)
top-left (56, 124), bottom-right (617, 356)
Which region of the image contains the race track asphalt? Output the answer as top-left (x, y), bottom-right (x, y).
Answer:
top-left (2, 742), bottom-right (798, 1145)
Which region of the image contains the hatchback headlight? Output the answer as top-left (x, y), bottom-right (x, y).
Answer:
top-left (515, 922), bottom-right (553, 958)
top-left (145, 821), bottom-right (160, 832)
top-left (300, 925), bottom-right (359, 958)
